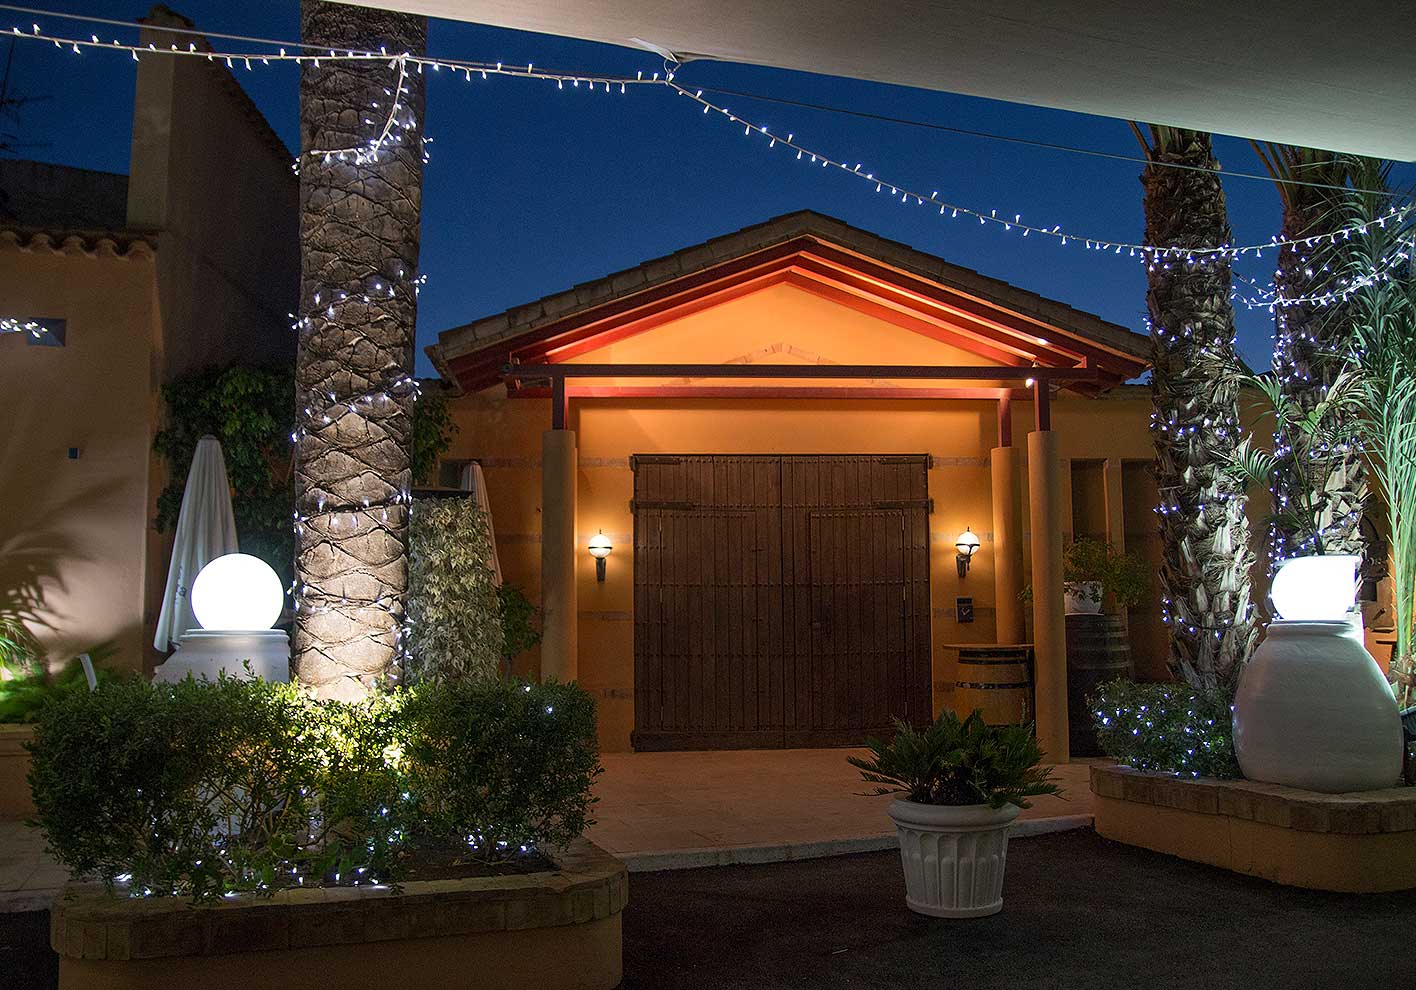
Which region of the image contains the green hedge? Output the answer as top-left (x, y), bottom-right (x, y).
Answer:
top-left (28, 677), bottom-right (599, 900)
top-left (1090, 680), bottom-right (1239, 779)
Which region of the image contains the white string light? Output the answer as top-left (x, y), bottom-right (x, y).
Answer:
top-left (0, 317), bottom-right (43, 337)
top-left (10, 18), bottom-right (1413, 270)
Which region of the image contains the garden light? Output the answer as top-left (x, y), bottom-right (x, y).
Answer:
top-left (588, 531), bottom-right (613, 582)
top-left (954, 527), bottom-right (981, 578)
top-left (190, 553), bottom-right (285, 631)
top-left (1268, 554), bottom-right (1360, 621)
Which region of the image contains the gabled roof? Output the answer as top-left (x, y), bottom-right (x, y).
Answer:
top-left (427, 210), bottom-right (1151, 394)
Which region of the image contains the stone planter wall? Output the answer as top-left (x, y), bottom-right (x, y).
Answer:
top-left (50, 838), bottom-right (626, 990)
top-left (0, 724), bottom-right (36, 822)
top-left (1091, 764), bottom-right (1416, 892)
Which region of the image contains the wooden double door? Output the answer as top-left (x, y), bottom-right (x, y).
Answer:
top-left (631, 454), bottom-right (932, 751)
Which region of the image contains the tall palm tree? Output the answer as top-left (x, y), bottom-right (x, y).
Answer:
top-left (1327, 157), bottom-right (1416, 703)
top-left (1251, 145), bottom-right (1368, 566)
top-left (293, 1), bottom-right (427, 700)
top-left (1131, 124), bottom-right (1259, 690)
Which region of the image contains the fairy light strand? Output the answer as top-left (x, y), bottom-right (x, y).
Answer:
top-left (8, 19), bottom-right (1413, 267)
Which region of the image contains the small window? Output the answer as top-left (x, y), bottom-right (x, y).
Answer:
top-left (4, 317), bottom-right (67, 347)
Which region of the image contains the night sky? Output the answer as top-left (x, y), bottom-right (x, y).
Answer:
top-left (8, 1), bottom-right (1414, 377)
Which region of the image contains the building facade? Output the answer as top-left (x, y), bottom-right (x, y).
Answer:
top-left (0, 8), bottom-right (298, 672)
top-left (429, 211), bottom-right (1168, 754)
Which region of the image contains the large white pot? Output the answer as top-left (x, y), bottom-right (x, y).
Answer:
top-left (1232, 620), bottom-right (1402, 793)
top-left (887, 799), bottom-right (1019, 918)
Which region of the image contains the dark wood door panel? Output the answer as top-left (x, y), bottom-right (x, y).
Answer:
top-left (633, 454), bottom-right (930, 751)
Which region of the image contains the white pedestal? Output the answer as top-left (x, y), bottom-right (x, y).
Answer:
top-left (152, 629), bottom-right (291, 684)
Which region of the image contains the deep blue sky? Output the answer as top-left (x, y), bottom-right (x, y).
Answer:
top-left (8, 1), bottom-right (1413, 376)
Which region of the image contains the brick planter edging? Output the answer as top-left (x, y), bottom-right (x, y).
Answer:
top-left (1089, 764), bottom-right (1416, 834)
top-left (1091, 764), bottom-right (1416, 892)
top-left (51, 838), bottom-right (627, 963)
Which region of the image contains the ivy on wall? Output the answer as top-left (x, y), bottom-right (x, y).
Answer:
top-left (153, 365), bottom-right (295, 581)
top-left (154, 365), bottom-right (457, 583)
top-left (406, 496), bottom-right (503, 684)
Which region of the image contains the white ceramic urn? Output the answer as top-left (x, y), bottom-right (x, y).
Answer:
top-left (1064, 581), bottom-right (1104, 615)
top-left (1232, 555), bottom-right (1402, 793)
top-left (887, 799), bottom-right (1019, 917)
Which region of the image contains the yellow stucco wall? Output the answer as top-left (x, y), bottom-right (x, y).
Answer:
top-left (445, 282), bottom-right (1167, 751)
top-left (0, 242), bottom-right (161, 673)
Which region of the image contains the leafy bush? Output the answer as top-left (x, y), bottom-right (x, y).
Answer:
top-left (1090, 679), bottom-right (1239, 779)
top-left (1019, 538), bottom-right (1150, 610)
top-left (401, 679), bottom-right (600, 856)
top-left (406, 497), bottom-right (503, 683)
top-left (28, 677), bottom-right (600, 901)
top-left (849, 710), bottom-right (1060, 809)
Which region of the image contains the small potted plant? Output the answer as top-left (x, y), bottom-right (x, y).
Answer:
top-left (1023, 538), bottom-right (1149, 614)
top-left (849, 710), bottom-right (1059, 918)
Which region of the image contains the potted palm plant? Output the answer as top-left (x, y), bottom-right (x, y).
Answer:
top-left (849, 710), bottom-right (1059, 918)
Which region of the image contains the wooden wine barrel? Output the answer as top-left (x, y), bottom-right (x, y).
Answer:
top-left (952, 645), bottom-right (1034, 726)
top-left (1066, 613), bottom-right (1134, 756)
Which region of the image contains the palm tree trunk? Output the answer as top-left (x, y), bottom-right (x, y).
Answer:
top-left (1135, 125), bottom-right (1259, 690)
top-left (293, 1), bottom-right (427, 700)
top-left (1257, 146), bottom-right (1368, 565)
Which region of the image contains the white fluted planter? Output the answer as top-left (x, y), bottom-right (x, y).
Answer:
top-left (886, 799), bottom-right (1019, 918)
top-left (1233, 620), bottom-right (1402, 793)
top-left (1064, 582), bottom-right (1103, 615)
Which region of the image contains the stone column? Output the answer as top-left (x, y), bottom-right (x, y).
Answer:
top-left (541, 429), bottom-right (578, 682)
top-left (1028, 430), bottom-right (1069, 762)
top-left (990, 445), bottom-right (1026, 645)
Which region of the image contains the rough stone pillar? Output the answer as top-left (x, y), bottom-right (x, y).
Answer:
top-left (293, 2), bottom-right (427, 700)
top-left (990, 445), bottom-right (1026, 645)
top-left (541, 429), bottom-right (578, 682)
top-left (1028, 430), bottom-right (1069, 762)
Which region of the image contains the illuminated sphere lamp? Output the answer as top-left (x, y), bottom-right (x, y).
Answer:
top-left (191, 553), bottom-right (285, 631)
top-left (152, 553), bottom-right (291, 685)
top-left (588, 531), bottom-right (613, 582)
top-left (1232, 555), bottom-right (1401, 792)
top-left (954, 527), bottom-right (981, 578)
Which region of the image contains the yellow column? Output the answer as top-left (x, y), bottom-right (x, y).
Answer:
top-left (541, 429), bottom-right (578, 682)
top-left (990, 445), bottom-right (1026, 645)
top-left (1103, 458), bottom-right (1126, 552)
top-left (1028, 430), bottom-right (1069, 762)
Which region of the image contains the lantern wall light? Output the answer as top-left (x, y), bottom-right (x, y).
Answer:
top-left (955, 527), bottom-right (981, 578)
top-left (588, 530), bottom-right (613, 582)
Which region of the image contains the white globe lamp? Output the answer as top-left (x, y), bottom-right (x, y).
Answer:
top-left (191, 553), bottom-right (285, 631)
top-left (153, 553), bottom-right (291, 685)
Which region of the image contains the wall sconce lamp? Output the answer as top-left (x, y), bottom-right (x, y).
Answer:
top-left (588, 530), bottom-right (613, 582)
top-left (955, 527), bottom-right (981, 578)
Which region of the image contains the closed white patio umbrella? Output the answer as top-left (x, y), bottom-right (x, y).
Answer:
top-left (153, 435), bottom-right (238, 651)
top-left (463, 461), bottom-right (503, 586)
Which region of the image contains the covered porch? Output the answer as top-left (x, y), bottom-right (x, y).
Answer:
top-left (430, 211), bottom-right (1155, 758)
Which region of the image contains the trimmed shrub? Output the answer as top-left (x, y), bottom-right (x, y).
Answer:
top-left (28, 677), bottom-right (599, 901)
top-left (1090, 679), bottom-right (1239, 779)
top-left (406, 497), bottom-right (503, 684)
top-left (402, 679), bottom-right (600, 855)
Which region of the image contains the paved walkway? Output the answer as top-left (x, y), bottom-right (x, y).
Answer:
top-left (0, 749), bottom-right (1096, 908)
top-left (588, 749), bottom-right (1095, 870)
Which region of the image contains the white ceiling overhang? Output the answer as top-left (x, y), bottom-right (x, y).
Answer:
top-left (343, 0), bottom-right (1416, 160)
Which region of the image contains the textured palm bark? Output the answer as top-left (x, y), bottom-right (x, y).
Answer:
top-left (1139, 128), bottom-right (1259, 690)
top-left (1269, 152), bottom-right (1368, 563)
top-left (294, 1), bottom-right (426, 699)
